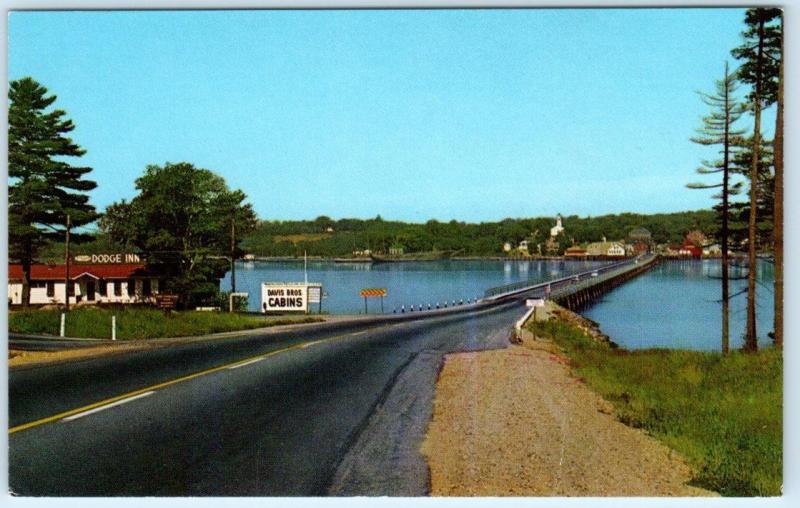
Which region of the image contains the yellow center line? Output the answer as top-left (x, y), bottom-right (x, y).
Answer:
top-left (9, 325), bottom-right (389, 435)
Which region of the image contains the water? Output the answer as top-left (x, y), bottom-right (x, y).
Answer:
top-left (221, 259), bottom-right (610, 315)
top-left (582, 259), bottom-right (776, 351)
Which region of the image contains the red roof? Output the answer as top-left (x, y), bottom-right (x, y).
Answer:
top-left (8, 264), bottom-right (151, 281)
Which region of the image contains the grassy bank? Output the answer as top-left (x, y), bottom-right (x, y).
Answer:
top-left (526, 318), bottom-right (782, 496)
top-left (9, 307), bottom-right (322, 340)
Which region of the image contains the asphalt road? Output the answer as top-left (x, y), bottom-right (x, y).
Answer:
top-left (9, 300), bottom-right (526, 496)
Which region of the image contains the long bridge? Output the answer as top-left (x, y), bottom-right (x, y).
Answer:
top-left (483, 254), bottom-right (659, 309)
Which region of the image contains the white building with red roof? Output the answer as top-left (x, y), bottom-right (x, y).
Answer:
top-left (8, 263), bottom-right (161, 306)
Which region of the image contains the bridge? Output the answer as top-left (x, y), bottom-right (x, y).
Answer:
top-left (483, 254), bottom-right (659, 309)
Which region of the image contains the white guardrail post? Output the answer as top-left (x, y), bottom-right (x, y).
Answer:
top-left (60, 312), bottom-right (65, 337)
top-left (112, 315), bottom-right (116, 341)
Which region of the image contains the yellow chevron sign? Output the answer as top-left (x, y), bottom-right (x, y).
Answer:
top-left (360, 288), bottom-right (387, 297)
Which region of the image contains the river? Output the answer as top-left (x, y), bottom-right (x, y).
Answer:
top-left (221, 258), bottom-right (776, 352)
top-left (221, 259), bottom-right (609, 314)
top-left (582, 259), bottom-right (776, 351)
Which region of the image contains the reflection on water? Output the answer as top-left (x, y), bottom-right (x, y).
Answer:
top-left (222, 259), bottom-right (609, 315)
top-left (582, 259), bottom-right (776, 351)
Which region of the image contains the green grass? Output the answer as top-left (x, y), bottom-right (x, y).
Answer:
top-left (527, 319), bottom-right (783, 496)
top-left (9, 307), bottom-right (322, 340)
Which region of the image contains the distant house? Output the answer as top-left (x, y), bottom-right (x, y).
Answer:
top-left (564, 246), bottom-right (588, 258)
top-left (389, 246), bottom-right (404, 256)
top-left (681, 242), bottom-right (703, 258)
top-left (667, 243), bottom-right (702, 258)
top-left (518, 240), bottom-right (530, 253)
top-left (503, 242), bottom-right (513, 253)
top-left (586, 241), bottom-right (626, 257)
top-left (325, 227), bottom-right (335, 233)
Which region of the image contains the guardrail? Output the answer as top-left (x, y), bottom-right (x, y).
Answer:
top-left (483, 257), bottom-right (639, 301)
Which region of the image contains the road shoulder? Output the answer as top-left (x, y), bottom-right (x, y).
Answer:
top-left (421, 336), bottom-right (716, 496)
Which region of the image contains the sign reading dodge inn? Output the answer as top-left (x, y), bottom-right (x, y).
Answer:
top-left (261, 282), bottom-right (321, 313)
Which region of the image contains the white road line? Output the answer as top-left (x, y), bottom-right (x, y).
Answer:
top-left (61, 391), bottom-right (155, 422)
top-left (350, 331), bottom-right (367, 336)
top-left (228, 357), bottom-right (266, 369)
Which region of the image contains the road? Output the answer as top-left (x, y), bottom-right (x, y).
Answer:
top-left (9, 300), bottom-right (525, 496)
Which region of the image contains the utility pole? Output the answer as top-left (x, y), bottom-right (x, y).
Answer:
top-left (230, 217), bottom-right (236, 295)
top-left (64, 214), bottom-right (71, 312)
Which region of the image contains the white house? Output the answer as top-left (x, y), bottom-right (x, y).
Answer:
top-left (8, 263), bottom-right (161, 306)
top-left (586, 241), bottom-right (626, 257)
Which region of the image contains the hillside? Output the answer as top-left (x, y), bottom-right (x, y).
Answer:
top-left (239, 211), bottom-right (717, 258)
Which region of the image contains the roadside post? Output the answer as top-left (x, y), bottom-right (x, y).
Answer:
top-left (307, 286), bottom-right (322, 314)
top-left (525, 298), bottom-right (546, 341)
top-left (60, 313), bottom-right (65, 337)
top-left (359, 288), bottom-right (388, 314)
top-left (112, 315), bottom-right (116, 341)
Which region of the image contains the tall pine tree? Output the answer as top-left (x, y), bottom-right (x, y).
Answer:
top-left (8, 77), bottom-right (98, 307)
top-left (688, 63), bottom-right (746, 354)
top-left (732, 8), bottom-right (782, 351)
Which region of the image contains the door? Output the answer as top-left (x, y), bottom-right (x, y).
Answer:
top-left (86, 280), bottom-right (96, 301)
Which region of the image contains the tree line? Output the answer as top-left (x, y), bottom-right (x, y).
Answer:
top-left (239, 210), bottom-right (717, 258)
top-left (688, 8), bottom-right (782, 352)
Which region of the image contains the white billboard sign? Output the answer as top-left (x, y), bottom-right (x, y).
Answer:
top-left (261, 283), bottom-right (322, 313)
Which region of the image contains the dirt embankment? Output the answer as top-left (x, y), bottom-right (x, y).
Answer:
top-left (421, 331), bottom-right (714, 496)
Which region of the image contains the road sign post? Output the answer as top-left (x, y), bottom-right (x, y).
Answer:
top-left (360, 288), bottom-right (388, 315)
top-left (156, 294), bottom-right (179, 314)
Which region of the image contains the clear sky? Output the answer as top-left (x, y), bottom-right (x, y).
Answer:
top-left (8, 8), bottom-right (761, 223)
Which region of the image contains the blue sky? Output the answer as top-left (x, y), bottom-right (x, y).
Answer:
top-left (8, 8), bottom-right (762, 223)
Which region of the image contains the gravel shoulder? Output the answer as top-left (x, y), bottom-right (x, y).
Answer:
top-left (421, 335), bottom-right (717, 496)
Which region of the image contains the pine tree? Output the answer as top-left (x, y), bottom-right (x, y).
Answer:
top-left (732, 8), bottom-right (782, 351)
top-left (688, 63), bottom-right (746, 354)
top-left (8, 77), bottom-right (98, 307)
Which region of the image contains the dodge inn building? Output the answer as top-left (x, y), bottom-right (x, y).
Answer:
top-left (8, 263), bottom-right (161, 306)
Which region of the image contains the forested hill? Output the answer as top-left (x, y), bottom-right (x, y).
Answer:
top-left (240, 210), bottom-right (717, 257)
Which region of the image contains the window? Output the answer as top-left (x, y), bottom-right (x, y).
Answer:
top-left (114, 281), bottom-right (122, 296)
top-left (142, 279), bottom-right (152, 296)
top-left (127, 279), bottom-right (136, 297)
top-left (98, 280), bottom-right (107, 296)
top-left (46, 282), bottom-right (54, 297)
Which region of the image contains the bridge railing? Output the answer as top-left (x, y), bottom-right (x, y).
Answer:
top-left (483, 257), bottom-right (638, 300)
